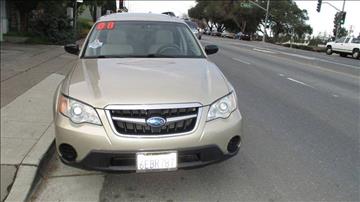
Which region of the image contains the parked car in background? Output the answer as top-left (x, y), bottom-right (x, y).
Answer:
top-left (326, 36), bottom-right (360, 59)
top-left (221, 31), bottom-right (235, 38)
top-left (185, 20), bottom-right (202, 40)
top-left (235, 32), bottom-right (251, 41)
top-left (204, 29), bottom-right (211, 35)
top-left (211, 30), bottom-right (221, 37)
top-left (162, 11), bottom-right (176, 17)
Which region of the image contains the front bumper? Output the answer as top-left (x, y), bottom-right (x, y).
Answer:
top-left (60, 145), bottom-right (238, 172)
top-left (54, 105), bottom-right (242, 171)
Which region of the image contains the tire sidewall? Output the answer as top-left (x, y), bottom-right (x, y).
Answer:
top-left (352, 50), bottom-right (359, 59)
top-left (326, 47), bottom-right (332, 55)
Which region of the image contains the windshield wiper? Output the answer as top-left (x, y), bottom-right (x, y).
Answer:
top-left (145, 54), bottom-right (175, 58)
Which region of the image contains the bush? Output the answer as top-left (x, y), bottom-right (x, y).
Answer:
top-left (29, 1), bottom-right (74, 44)
top-left (308, 37), bottom-right (327, 46)
top-left (281, 44), bottom-right (325, 52)
top-left (77, 18), bottom-right (93, 39)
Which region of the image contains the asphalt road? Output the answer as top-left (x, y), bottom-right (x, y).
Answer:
top-left (99, 36), bottom-right (359, 202)
top-left (32, 36), bottom-right (359, 202)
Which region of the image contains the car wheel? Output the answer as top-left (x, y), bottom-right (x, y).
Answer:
top-left (340, 53), bottom-right (347, 57)
top-left (326, 46), bottom-right (332, 55)
top-left (352, 49), bottom-right (359, 59)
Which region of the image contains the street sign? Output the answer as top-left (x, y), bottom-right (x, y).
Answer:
top-left (240, 2), bottom-right (252, 8)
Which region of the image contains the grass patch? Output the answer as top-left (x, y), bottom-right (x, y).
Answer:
top-left (281, 44), bottom-right (325, 52)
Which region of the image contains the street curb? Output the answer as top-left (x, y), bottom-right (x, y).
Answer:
top-left (27, 142), bottom-right (56, 201)
top-left (4, 130), bottom-right (55, 202)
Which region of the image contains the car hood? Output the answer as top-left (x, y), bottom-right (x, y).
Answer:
top-left (65, 58), bottom-right (230, 108)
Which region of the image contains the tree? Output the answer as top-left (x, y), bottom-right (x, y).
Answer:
top-left (188, 1), bottom-right (211, 29)
top-left (227, 1), bottom-right (264, 33)
top-left (84, 0), bottom-right (116, 22)
top-left (337, 27), bottom-right (348, 38)
top-left (188, 1), bottom-right (227, 32)
top-left (101, 0), bottom-right (117, 15)
top-left (188, 0), bottom-right (312, 39)
top-left (268, 1), bottom-right (312, 40)
top-left (29, 0), bottom-right (74, 44)
top-left (13, 0), bottom-right (41, 32)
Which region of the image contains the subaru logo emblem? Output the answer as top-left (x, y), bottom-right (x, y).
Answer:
top-left (146, 117), bottom-right (166, 127)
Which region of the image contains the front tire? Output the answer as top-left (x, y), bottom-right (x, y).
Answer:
top-left (326, 46), bottom-right (332, 55)
top-left (352, 49), bottom-right (359, 59)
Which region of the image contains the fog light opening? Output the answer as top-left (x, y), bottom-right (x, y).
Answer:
top-left (59, 143), bottom-right (77, 162)
top-left (227, 136), bottom-right (241, 153)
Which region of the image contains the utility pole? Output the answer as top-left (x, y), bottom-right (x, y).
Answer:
top-left (249, 0), bottom-right (270, 42)
top-left (74, 0), bottom-right (77, 40)
top-left (263, 0), bottom-right (270, 42)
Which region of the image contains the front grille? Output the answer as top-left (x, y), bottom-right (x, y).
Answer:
top-left (108, 106), bottom-right (200, 136)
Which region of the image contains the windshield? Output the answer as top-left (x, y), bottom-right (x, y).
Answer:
top-left (83, 21), bottom-right (204, 58)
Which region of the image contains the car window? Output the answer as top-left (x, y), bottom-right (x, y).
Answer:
top-left (83, 21), bottom-right (204, 58)
top-left (351, 38), bottom-right (360, 44)
top-left (344, 38), bottom-right (350, 43)
top-left (185, 21), bottom-right (198, 30)
top-left (335, 37), bottom-right (346, 43)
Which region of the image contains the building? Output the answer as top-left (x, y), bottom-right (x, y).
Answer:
top-left (0, 0), bottom-right (8, 41)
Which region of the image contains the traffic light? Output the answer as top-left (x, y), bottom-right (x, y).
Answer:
top-left (340, 12), bottom-right (346, 24)
top-left (333, 12), bottom-right (341, 37)
top-left (316, 0), bottom-right (322, 12)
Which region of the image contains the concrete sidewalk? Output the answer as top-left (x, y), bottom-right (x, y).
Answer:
top-left (1, 42), bottom-right (76, 202)
top-left (1, 74), bottom-right (64, 201)
top-left (1, 42), bottom-right (76, 107)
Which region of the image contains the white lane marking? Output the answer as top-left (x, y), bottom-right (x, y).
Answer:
top-left (277, 51), bottom-right (316, 60)
top-left (279, 73), bottom-right (285, 77)
top-left (287, 77), bottom-right (314, 88)
top-left (317, 58), bottom-right (360, 70)
top-left (332, 94), bottom-right (339, 98)
top-left (253, 48), bottom-right (275, 54)
top-left (232, 58), bottom-right (251, 65)
top-left (204, 37), bottom-right (359, 71)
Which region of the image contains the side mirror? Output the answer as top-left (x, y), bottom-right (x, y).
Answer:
top-left (64, 44), bottom-right (79, 55)
top-left (205, 45), bottom-right (218, 55)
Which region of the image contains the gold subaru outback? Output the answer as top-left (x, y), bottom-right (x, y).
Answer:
top-left (54, 13), bottom-right (242, 172)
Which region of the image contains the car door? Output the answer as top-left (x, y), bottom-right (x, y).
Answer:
top-left (332, 37), bottom-right (346, 51)
top-left (341, 37), bottom-right (351, 53)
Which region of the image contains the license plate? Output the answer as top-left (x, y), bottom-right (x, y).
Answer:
top-left (136, 151), bottom-right (177, 172)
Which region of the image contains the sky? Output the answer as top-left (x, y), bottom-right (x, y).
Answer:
top-left (118, 0), bottom-right (360, 37)
top-left (295, 0), bottom-right (360, 37)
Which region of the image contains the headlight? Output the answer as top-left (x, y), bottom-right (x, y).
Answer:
top-left (207, 92), bottom-right (237, 121)
top-left (58, 95), bottom-right (101, 125)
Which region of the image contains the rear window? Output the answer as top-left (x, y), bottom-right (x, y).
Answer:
top-left (83, 21), bottom-right (204, 58)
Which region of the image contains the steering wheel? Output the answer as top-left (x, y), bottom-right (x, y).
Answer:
top-left (156, 44), bottom-right (181, 55)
